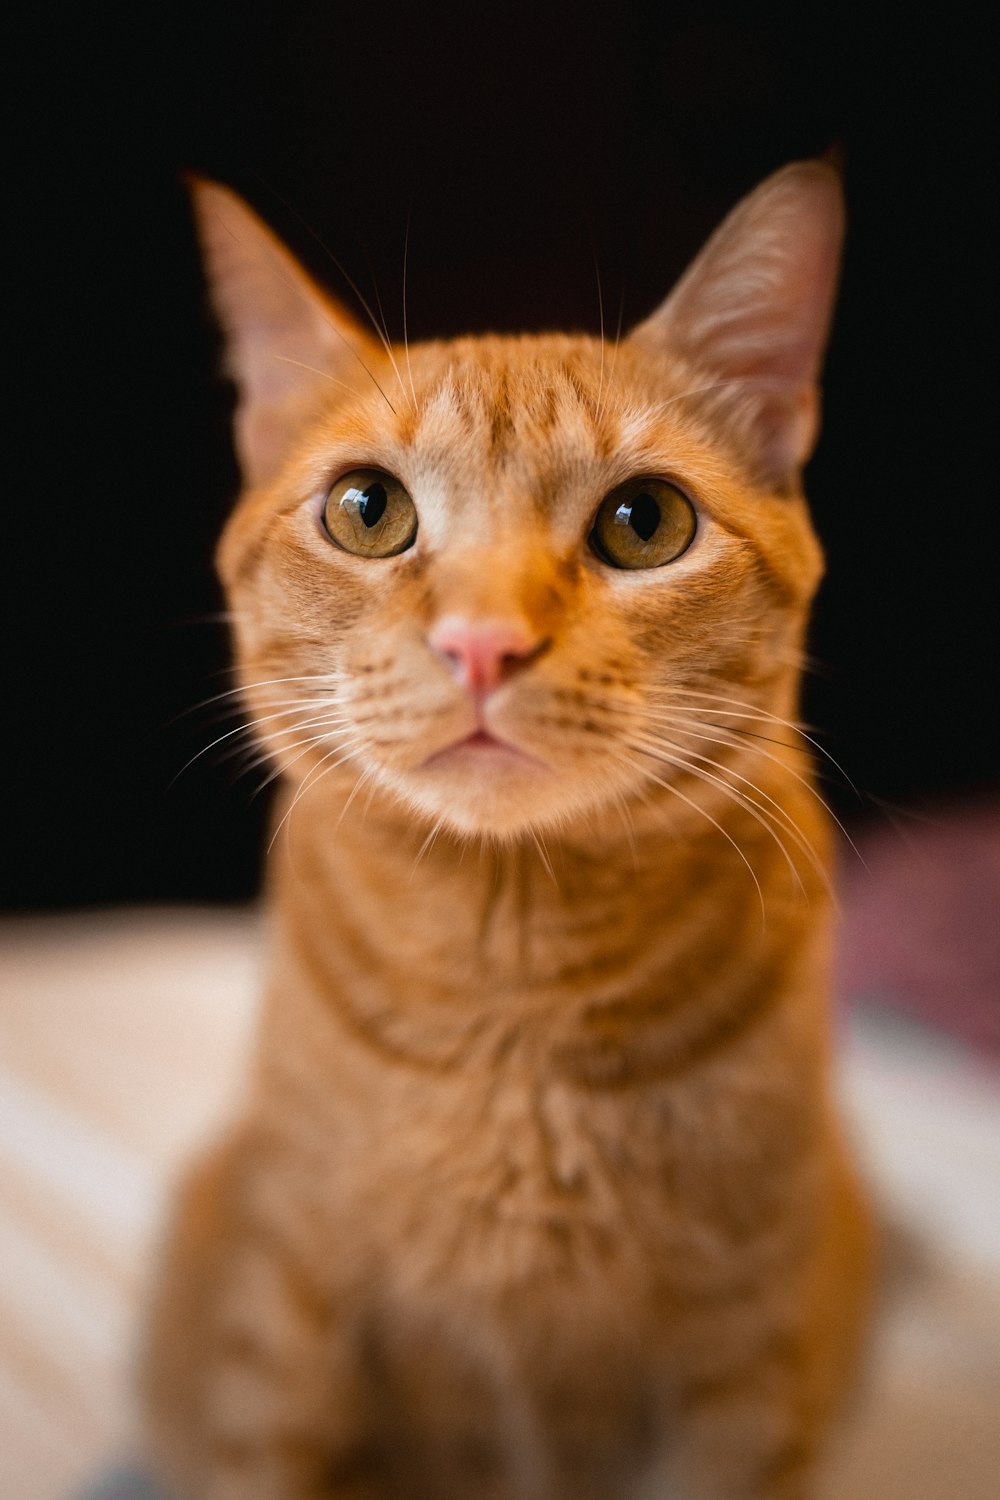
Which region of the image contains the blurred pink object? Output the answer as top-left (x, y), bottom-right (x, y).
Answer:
top-left (837, 797), bottom-right (1000, 1059)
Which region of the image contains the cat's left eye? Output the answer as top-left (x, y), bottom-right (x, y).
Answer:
top-left (589, 478), bottom-right (696, 570)
top-left (322, 469), bottom-right (418, 558)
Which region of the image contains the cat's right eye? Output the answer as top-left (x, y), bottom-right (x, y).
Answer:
top-left (322, 469), bottom-right (418, 558)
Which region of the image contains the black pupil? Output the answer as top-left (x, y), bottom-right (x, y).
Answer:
top-left (357, 482), bottom-right (387, 528)
top-left (617, 491), bottom-right (660, 542)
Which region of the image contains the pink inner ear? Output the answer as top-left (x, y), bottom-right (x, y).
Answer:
top-left (752, 385), bottom-right (821, 481)
top-left (190, 180), bottom-right (378, 486)
top-left (630, 163), bottom-right (844, 477)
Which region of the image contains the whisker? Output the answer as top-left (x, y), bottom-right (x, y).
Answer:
top-left (221, 719), bottom-right (353, 779)
top-left (631, 757), bottom-right (766, 925)
top-left (217, 725), bottom-right (345, 798)
top-left (165, 610), bottom-right (238, 628)
top-left (647, 712), bottom-right (866, 870)
top-left (592, 241), bottom-right (606, 424)
top-left (272, 355), bottom-right (364, 396)
top-left (632, 731), bottom-right (831, 897)
top-left (598, 285), bottom-right (626, 420)
top-left (609, 786), bottom-right (638, 872)
top-left (529, 828), bottom-right (557, 887)
top-left (255, 179), bottom-right (415, 413)
top-left (195, 695), bottom-right (348, 733)
top-left (210, 203), bottom-right (398, 414)
top-left (630, 735), bottom-right (810, 898)
top-left (694, 719), bottom-right (805, 754)
top-left (654, 687), bottom-right (861, 799)
top-left (336, 764), bottom-right (379, 831)
top-left (268, 741), bottom-right (361, 853)
top-left (170, 701), bottom-right (346, 786)
top-left (401, 204), bottom-right (418, 410)
top-left (253, 727), bottom-right (358, 800)
top-left (179, 673), bottom-right (343, 716)
top-left (654, 693), bottom-right (814, 733)
top-left (410, 814), bottom-right (448, 878)
top-left (366, 250), bottom-right (415, 414)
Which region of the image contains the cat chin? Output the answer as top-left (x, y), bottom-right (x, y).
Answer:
top-left (378, 754), bottom-right (607, 842)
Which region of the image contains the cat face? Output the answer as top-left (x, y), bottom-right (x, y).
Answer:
top-left (198, 166), bottom-right (840, 840)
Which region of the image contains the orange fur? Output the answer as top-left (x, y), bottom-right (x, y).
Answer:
top-left (141, 164), bottom-right (874, 1498)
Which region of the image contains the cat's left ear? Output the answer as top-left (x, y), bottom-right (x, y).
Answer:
top-left (629, 162), bottom-right (844, 486)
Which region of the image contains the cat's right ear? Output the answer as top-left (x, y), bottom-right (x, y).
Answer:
top-left (188, 181), bottom-right (380, 486)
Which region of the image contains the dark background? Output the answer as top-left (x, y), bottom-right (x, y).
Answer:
top-left (7, 3), bottom-right (996, 909)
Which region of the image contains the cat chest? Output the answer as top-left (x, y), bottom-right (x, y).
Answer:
top-left (248, 1028), bottom-right (816, 1492)
top-left (308, 1044), bottom-right (810, 1303)
top-left (297, 1066), bottom-right (800, 1497)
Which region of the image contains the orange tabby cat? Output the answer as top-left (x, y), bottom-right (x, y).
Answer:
top-left (141, 163), bottom-right (874, 1499)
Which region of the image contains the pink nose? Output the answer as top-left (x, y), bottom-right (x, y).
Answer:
top-left (429, 616), bottom-right (548, 696)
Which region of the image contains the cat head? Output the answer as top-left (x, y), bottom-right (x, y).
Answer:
top-left (193, 164), bottom-right (842, 841)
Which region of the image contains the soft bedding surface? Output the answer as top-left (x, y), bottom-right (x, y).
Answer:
top-left (2, 805), bottom-right (998, 1499)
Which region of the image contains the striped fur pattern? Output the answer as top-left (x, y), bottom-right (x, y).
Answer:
top-left (141, 164), bottom-right (874, 1498)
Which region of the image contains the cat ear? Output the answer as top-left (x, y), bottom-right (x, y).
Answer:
top-left (189, 180), bottom-right (380, 485)
top-left (629, 162), bottom-right (844, 485)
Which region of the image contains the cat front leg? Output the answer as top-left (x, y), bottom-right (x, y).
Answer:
top-left (140, 1129), bottom-right (387, 1500)
top-left (621, 1330), bottom-right (825, 1500)
top-left (190, 1313), bottom-right (381, 1500)
top-left (659, 1358), bottom-right (822, 1500)
top-left (644, 1199), bottom-right (873, 1499)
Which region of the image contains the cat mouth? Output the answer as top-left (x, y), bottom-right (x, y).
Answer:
top-left (460, 730), bottom-right (509, 751)
top-left (422, 728), bottom-right (547, 768)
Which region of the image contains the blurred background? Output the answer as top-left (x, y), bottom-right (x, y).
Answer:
top-left (6, 0), bottom-right (997, 910)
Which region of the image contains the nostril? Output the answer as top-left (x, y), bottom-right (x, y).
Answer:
top-left (428, 616), bottom-right (550, 695)
top-left (495, 637), bottom-right (551, 684)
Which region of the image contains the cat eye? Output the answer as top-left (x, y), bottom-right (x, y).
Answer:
top-left (322, 469), bottom-right (418, 558)
top-left (589, 478), bottom-right (696, 570)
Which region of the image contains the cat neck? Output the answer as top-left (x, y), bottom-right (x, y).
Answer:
top-left (263, 768), bottom-right (830, 1084)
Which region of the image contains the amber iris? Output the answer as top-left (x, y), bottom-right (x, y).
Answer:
top-left (590, 478), bottom-right (696, 570)
top-left (323, 470), bottom-right (418, 558)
